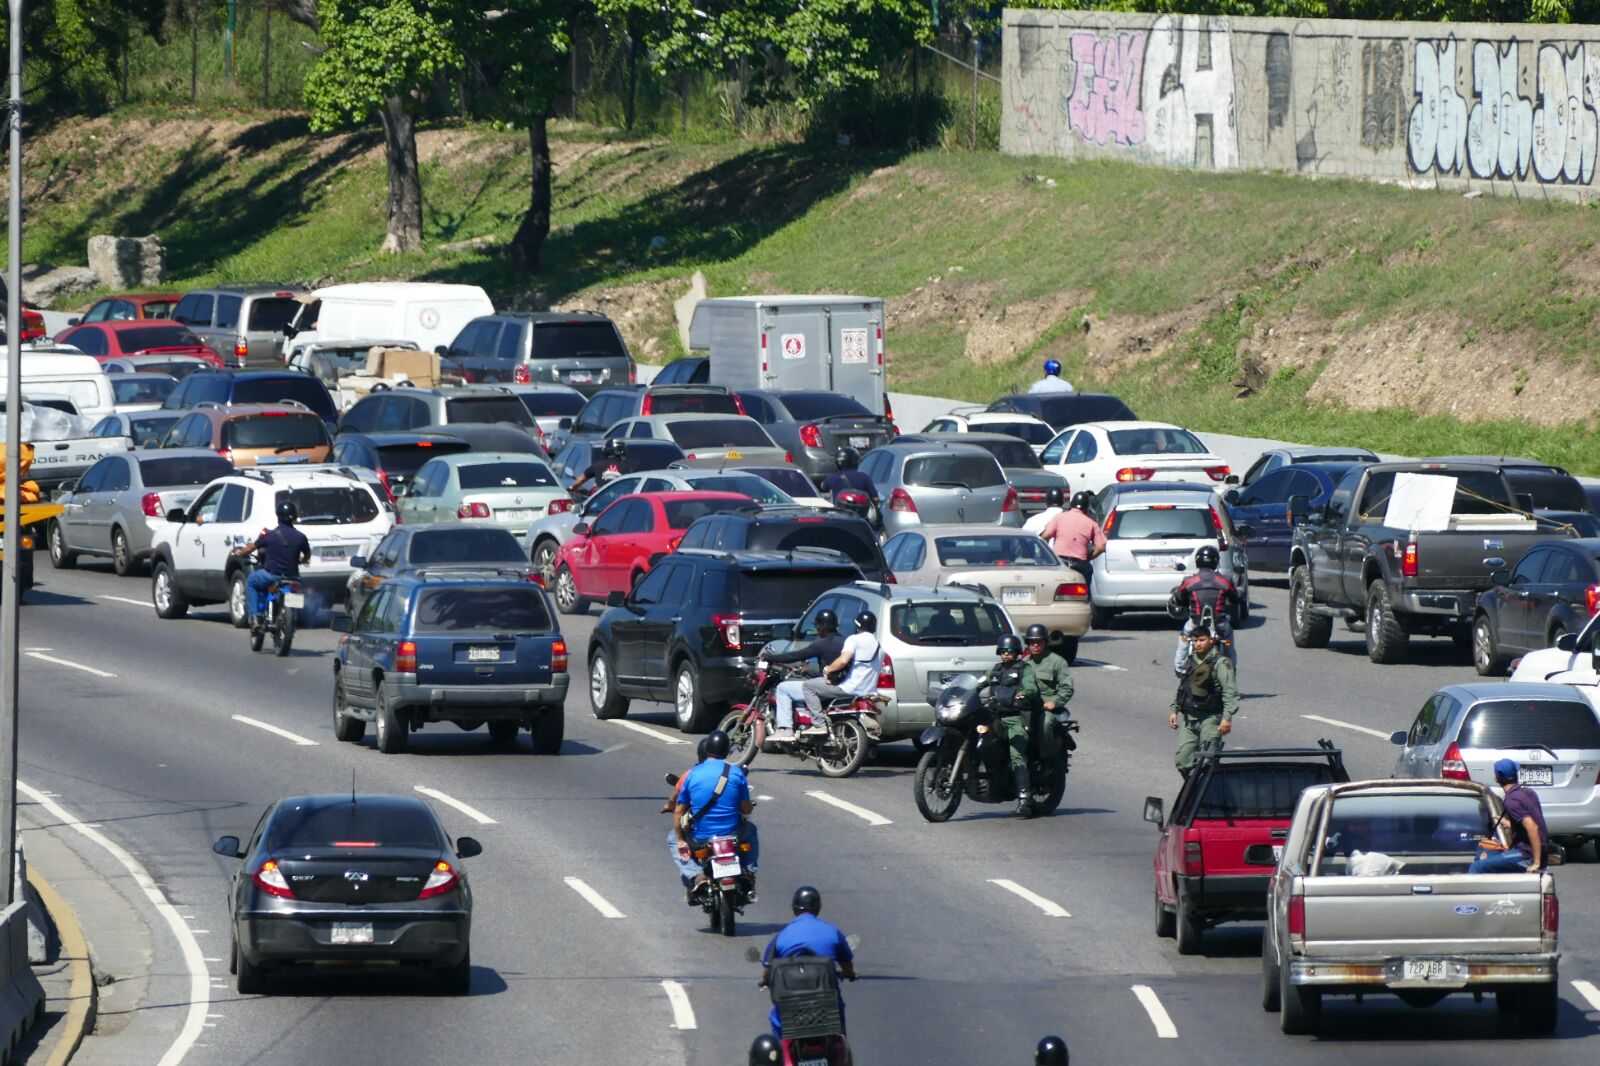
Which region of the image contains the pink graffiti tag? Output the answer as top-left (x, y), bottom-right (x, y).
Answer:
top-left (1067, 32), bottom-right (1147, 147)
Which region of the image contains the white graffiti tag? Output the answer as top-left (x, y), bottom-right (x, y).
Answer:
top-left (1466, 41), bottom-right (1534, 179)
top-left (1532, 43), bottom-right (1598, 184)
top-left (1408, 38), bottom-right (1469, 174)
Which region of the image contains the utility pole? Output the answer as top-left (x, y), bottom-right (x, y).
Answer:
top-left (3, 0), bottom-right (26, 907)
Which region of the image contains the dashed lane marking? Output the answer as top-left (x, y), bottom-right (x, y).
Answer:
top-left (610, 720), bottom-right (690, 745)
top-left (1131, 985), bottom-right (1178, 1039)
top-left (660, 980), bottom-right (697, 1030)
top-left (25, 652), bottom-right (115, 678)
top-left (564, 877), bottom-right (626, 919)
top-left (413, 786), bottom-right (498, 825)
top-left (1572, 979), bottom-right (1600, 1012)
top-left (987, 878), bottom-right (1071, 917)
top-left (99, 594), bottom-right (153, 607)
top-left (1301, 714), bottom-right (1392, 740)
top-left (230, 715), bottom-right (318, 747)
top-left (805, 790), bottom-right (892, 827)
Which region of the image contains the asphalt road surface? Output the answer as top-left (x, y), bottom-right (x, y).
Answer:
top-left (15, 559), bottom-right (1600, 1065)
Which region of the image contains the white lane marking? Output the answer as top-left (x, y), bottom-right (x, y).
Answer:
top-left (230, 715), bottom-right (318, 747)
top-left (660, 980), bottom-right (697, 1030)
top-left (757, 794), bottom-right (774, 802)
top-left (203, 958), bottom-right (223, 964)
top-left (1131, 985), bottom-right (1178, 1039)
top-left (23, 646), bottom-right (52, 651)
top-left (564, 877), bottom-right (626, 919)
top-left (413, 786), bottom-right (498, 825)
top-left (1073, 658), bottom-right (1126, 672)
top-left (610, 720), bottom-right (689, 745)
top-left (805, 790), bottom-right (893, 827)
top-left (99, 594), bottom-right (153, 607)
top-left (25, 652), bottom-right (116, 678)
top-left (20, 781), bottom-right (209, 1066)
top-left (987, 878), bottom-right (1071, 917)
top-left (1302, 714), bottom-right (1392, 740)
top-left (1573, 979), bottom-right (1600, 1012)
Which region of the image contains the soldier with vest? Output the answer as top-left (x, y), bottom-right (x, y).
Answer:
top-left (1024, 623), bottom-right (1074, 757)
top-left (1168, 623), bottom-right (1239, 775)
top-left (986, 634), bottom-right (1041, 817)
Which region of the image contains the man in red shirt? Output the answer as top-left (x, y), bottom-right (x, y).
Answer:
top-left (1040, 491), bottom-right (1106, 579)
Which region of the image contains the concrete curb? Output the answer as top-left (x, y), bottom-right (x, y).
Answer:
top-left (22, 871), bottom-right (93, 1066)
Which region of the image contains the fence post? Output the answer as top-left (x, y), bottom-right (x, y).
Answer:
top-left (263, 0), bottom-right (271, 107)
top-left (225, 0), bottom-right (237, 82)
top-left (970, 29), bottom-right (978, 151)
top-left (190, 7), bottom-right (198, 103)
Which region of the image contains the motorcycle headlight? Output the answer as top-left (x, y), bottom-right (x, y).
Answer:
top-left (936, 701), bottom-right (964, 724)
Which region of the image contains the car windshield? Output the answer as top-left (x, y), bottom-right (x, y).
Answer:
top-left (406, 527), bottom-right (525, 565)
top-left (374, 440), bottom-right (472, 476)
top-left (1192, 766), bottom-right (1340, 820)
top-left (968, 439), bottom-right (1042, 469)
top-left (684, 474), bottom-right (794, 506)
top-left (1458, 699), bottom-right (1600, 749)
top-left (456, 461), bottom-right (557, 490)
top-left (934, 535), bottom-right (1059, 567)
top-left (137, 455), bottom-right (232, 486)
top-left (903, 454), bottom-right (1005, 489)
top-left (276, 486), bottom-right (379, 525)
top-left (128, 414), bottom-right (181, 447)
top-left (1107, 428), bottom-right (1208, 455)
top-left (777, 394), bottom-right (871, 420)
top-left (890, 601), bottom-right (1011, 646)
top-left (231, 378), bottom-right (337, 420)
top-left (1315, 793), bottom-right (1490, 872)
top-left (117, 325), bottom-right (203, 350)
top-left (753, 524), bottom-right (882, 570)
top-left (516, 391), bottom-right (586, 418)
top-left (648, 391), bottom-right (740, 416)
top-left (225, 414), bottom-right (329, 449)
top-left (1110, 506), bottom-right (1213, 540)
top-left (666, 419), bottom-right (772, 449)
top-left (412, 587), bottom-right (554, 633)
top-left (665, 498), bottom-right (755, 528)
top-left (532, 322), bottom-right (627, 360)
top-left (307, 346), bottom-right (376, 374)
top-left (112, 376), bottom-right (178, 405)
top-left (247, 297), bottom-right (301, 332)
top-left (732, 569), bottom-right (857, 612)
top-left (731, 467), bottom-right (816, 499)
top-left (444, 396), bottom-right (536, 427)
top-left (267, 803), bottom-right (440, 850)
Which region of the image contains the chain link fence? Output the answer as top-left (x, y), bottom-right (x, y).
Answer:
top-left (123, 0), bottom-right (318, 110)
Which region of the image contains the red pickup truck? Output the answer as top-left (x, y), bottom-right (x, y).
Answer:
top-left (1146, 742), bottom-right (1348, 955)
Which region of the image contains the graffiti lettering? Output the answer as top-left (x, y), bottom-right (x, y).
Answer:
top-left (1531, 43), bottom-right (1597, 183)
top-left (1361, 41), bottom-right (1406, 150)
top-left (1144, 16), bottom-right (1240, 167)
top-left (1066, 32), bottom-right (1147, 147)
top-left (1408, 38), bottom-right (1469, 174)
top-left (1466, 41), bottom-right (1533, 179)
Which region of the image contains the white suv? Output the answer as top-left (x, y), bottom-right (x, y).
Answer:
top-left (149, 465), bottom-right (393, 625)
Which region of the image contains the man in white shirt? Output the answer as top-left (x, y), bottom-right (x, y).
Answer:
top-left (800, 610), bottom-right (883, 735)
top-left (1029, 358), bottom-right (1074, 394)
top-left (1024, 486), bottom-right (1066, 534)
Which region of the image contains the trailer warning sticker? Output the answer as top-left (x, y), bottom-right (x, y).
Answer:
top-left (781, 334), bottom-right (806, 360)
top-left (840, 328), bottom-right (869, 364)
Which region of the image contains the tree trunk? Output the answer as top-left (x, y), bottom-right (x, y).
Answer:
top-left (623, 19), bottom-right (640, 130)
top-left (378, 96), bottom-right (424, 254)
top-left (510, 112), bottom-right (553, 274)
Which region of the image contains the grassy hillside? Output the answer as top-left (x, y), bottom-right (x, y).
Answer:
top-left (19, 110), bottom-right (1600, 473)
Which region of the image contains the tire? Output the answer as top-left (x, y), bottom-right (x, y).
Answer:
top-left (1089, 604), bottom-right (1117, 629)
top-left (1473, 613), bottom-right (1510, 676)
top-left (151, 561), bottom-right (189, 619)
top-left (1279, 956), bottom-right (1321, 1035)
top-left (531, 709), bottom-right (564, 755)
top-left (375, 683), bottom-right (407, 754)
top-left (1288, 566), bottom-right (1332, 648)
top-left (111, 527), bottom-right (134, 577)
top-left (1030, 759), bottom-right (1066, 816)
top-left (815, 718), bottom-right (868, 778)
top-left (1058, 636), bottom-right (1079, 665)
top-left (588, 648), bottom-right (630, 720)
top-left (1234, 594), bottom-right (1250, 624)
top-left (1519, 980), bottom-right (1559, 1034)
top-left (716, 892), bottom-right (736, 938)
top-left (332, 676), bottom-right (366, 743)
top-left (914, 746), bottom-right (964, 823)
top-left (673, 661), bottom-right (718, 734)
top-left (718, 709), bottom-right (764, 767)
top-left (235, 942), bottom-right (265, 995)
top-left (1261, 943), bottom-right (1282, 1011)
top-left (1154, 886), bottom-right (1176, 939)
top-left (250, 621), bottom-right (265, 652)
top-left (531, 539), bottom-right (558, 586)
top-left (438, 949), bottom-right (471, 996)
top-left (46, 521), bottom-right (76, 569)
top-left (1364, 580), bottom-right (1409, 664)
top-left (553, 565), bottom-right (589, 616)
top-left (1175, 899), bottom-right (1204, 956)
top-left (487, 720), bottom-right (520, 747)
top-left (228, 571), bottom-right (250, 629)
top-left (274, 603), bottom-right (295, 657)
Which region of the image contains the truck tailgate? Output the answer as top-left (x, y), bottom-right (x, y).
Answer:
top-left (1301, 873), bottom-right (1546, 956)
top-left (1407, 529), bottom-right (1552, 592)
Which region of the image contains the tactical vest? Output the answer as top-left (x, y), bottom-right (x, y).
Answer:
top-left (991, 664), bottom-right (1027, 716)
top-left (1176, 655), bottom-right (1224, 716)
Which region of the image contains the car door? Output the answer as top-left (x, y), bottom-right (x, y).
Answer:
top-left (1499, 547), bottom-right (1550, 651)
top-left (60, 458), bottom-right (108, 548)
top-left (1395, 694), bottom-right (1442, 777)
top-left (596, 498), bottom-right (654, 595)
top-left (1531, 547), bottom-right (1585, 645)
top-left (1231, 468), bottom-right (1301, 571)
top-left (572, 497), bottom-right (630, 598)
top-left (199, 484), bottom-right (251, 597)
top-left (87, 456), bottom-right (132, 552)
top-left (1340, 470), bottom-right (1394, 603)
top-left (168, 483), bottom-right (224, 589)
top-left (612, 562), bottom-right (673, 685)
top-left (644, 561), bottom-right (698, 697)
top-left (342, 586), bottom-right (393, 706)
top-left (400, 460), bottom-right (445, 524)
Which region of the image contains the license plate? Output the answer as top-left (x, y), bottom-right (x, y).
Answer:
top-left (331, 922), bottom-right (374, 945)
top-left (468, 646), bottom-right (501, 662)
top-left (1402, 959), bottom-right (1448, 980)
top-left (283, 592), bottom-right (305, 608)
top-left (1002, 587), bottom-right (1033, 605)
top-left (497, 509), bottom-right (533, 522)
top-left (724, 450), bottom-right (743, 459)
top-left (318, 546), bottom-right (347, 560)
top-left (710, 856), bottom-right (741, 878)
top-left (1139, 553), bottom-right (1181, 570)
top-left (799, 1059), bottom-right (828, 1066)
top-left (567, 371), bottom-right (593, 383)
top-left (1518, 767), bottom-right (1554, 786)
top-left (850, 435), bottom-right (870, 449)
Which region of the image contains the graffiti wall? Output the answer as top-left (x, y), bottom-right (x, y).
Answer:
top-left (1002, 10), bottom-right (1600, 199)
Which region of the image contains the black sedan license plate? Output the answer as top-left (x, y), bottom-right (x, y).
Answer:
top-left (331, 922), bottom-right (374, 945)
top-left (468, 646), bottom-right (501, 663)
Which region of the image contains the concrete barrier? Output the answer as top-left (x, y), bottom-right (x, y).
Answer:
top-left (0, 900), bottom-right (44, 1064)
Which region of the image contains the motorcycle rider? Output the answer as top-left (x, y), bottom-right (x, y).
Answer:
top-left (1169, 622), bottom-right (1239, 776)
top-left (820, 446), bottom-right (875, 498)
top-left (801, 611), bottom-right (883, 725)
top-left (1024, 623), bottom-right (1074, 756)
top-left (1028, 358), bottom-right (1075, 394)
top-left (664, 738), bottom-right (711, 889)
top-left (761, 886), bottom-right (857, 1039)
top-left (1169, 545), bottom-right (1239, 674)
top-left (673, 730), bottom-right (759, 902)
top-left (568, 437), bottom-right (634, 496)
top-left (764, 610), bottom-right (844, 742)
top-left (1023, 485), bottom-right (1067, 534)
top-left (987, 634), bottom-right (1041, 817)
top-left (1036, 1035), bottom-right (1069, 1065)
top-left (232, 499), bottom-right (311, 632)
top-left (1040, 491), bottom-right (1106, 582)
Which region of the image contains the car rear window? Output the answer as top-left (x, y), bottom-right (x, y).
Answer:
top-left (531, 322), bottom-right (627, 361)
top-left (1192, 766), bottom-right (1339, 820)
top-left (150, 360), bottom-right (207, 379)
top-left (129, 414), bottom-right (181, 447)
top-left (1505, 470), bottom-right (1587, 511)
top-left (247, 297), bottom-right (301, 333)
top-left (406, 528), bottom-right (525, 565)
top-left (112, 376), bottom-right (177, 405)
top-left (890, 601), bottom-right (1011, 646)
top-left (375, 440), bottom-right (472, 475)
top-left (665, 498), bottom-right (756, 529)
top-left (141, 300), bottom-right (177, 319)
top-left (516, 391), bottom-right (586, 417)
top-left (412, 586), bottom-right (554, 633)
top-left (751, 522), bottom-right (884, 570)
top-left (981, 420), bottom-right (1054, 446)
top-left (444, 396), bottom-right (536, 427)
top-left (456, 461), bottom-right (557, 490)
top-left (731, 569), bottom-right (858, 612)
top-left (268, 803), bottom-right (440, 850)
top-left (647, 392), bottom-right (741, 417)
top-left (225, 414), bottom-right (330, 449)
top-left (934, 535), bottom-right (1059, 567)
top-left (1110, 506), bottom-right (1213, 540)
top-left (776, 394), bottom-right (871, 421)
top-left (137, 455), bottom-right (232, 486)
top-left (603, 441), bottom-right (684, 469)
top-left (1315, 793), bottom-right (1489, 871)
top-left (1107, 428), bottom-right (1208, 455)
top-left (967, 439), bottom-right (1041, 469)
top-left (117, 325), bottom-right (203, 351)
top-left (1458, 699), bottom-right (1600, 749)
top-left (904, 454), bottom-right (1006, 489)
top-left (666, 418), bottom-right (771, 448)
top-left (276, 486), bottom-right (379, 525)
top-left (231, 378), bottom-right (337, 420)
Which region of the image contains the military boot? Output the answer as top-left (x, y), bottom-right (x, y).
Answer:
top-left (1013, 765), bottom-right (1033, 818)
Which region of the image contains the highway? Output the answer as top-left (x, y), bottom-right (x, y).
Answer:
top-left (15, 559), bottom-right (1600, 1065)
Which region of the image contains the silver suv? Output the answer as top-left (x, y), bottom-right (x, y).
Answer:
top-left (337, 385), bottom-right (539, 437)
top-left (171, 286), bottom-right (304, 367)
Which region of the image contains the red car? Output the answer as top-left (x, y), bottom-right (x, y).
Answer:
top-left (55, 319), bottom-right (224, 367)
top-left (66, 292), bottom-right (183, 326)
top-left (552, 491), bottom-right (758, 614)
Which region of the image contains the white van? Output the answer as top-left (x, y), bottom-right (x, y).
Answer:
top-left (0, 347), bottom-right (116, 420)
top-left (285, 283), bottom-right (494, 364)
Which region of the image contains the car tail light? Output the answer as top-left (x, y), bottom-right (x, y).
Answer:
top-left (252, 860), bottom-right (294, 899)
top-left (233, 337), bottom-right (248, 363)
top-left (732, 394), bottom-right (748, 417)
top-left (1116, 467), bottom-right (1155, 482)
top-left (1586, 584), bottom-right (1600, 615)
top-left (1287, 894), bottom-right (1305, 939)
top-left (640, 394), bottom-right (654, 416)
top-left (1101, 508), bottom-right (1117, 535)
top-left (1402, 540), bottom-right (1419, 577)
top-left (878, 654), bottom-right (895, 691)
top-left (1204, 465), bottom-right (1231, 482)
top-left (217, 448), bottom-right (233, 464)
top-left (628, 363), bottom-right (637, 383)
top-left (1001, 487), bottom-right (1019, 513)
top-left (1209, 505), bottom-right (1227, 549)
top-left (1441, 741), bottom-right (1470, 780)
top-left (1183, 832), bottom-right (1203, 875)
top-left (141, 493), bottom-right (164, 517)
top-left (418, 860), bottom-right (460, 899)
top-left (784, 451), bottom-right (794, 463)
top-left (712, 614), bottom-right (742, 651)
top-left (666, 536), bottom-right (682, 553)
top-left (1542, 891), bottom-right (1559, 935)
top-left (889, 487), bottom-right (917, 513)
top-left (883, 571), bottom-right (895, 583)
top-left (551, 640), bottom-right (568, 673)
top-left (458, 501), bottom-right (491, 519)
top-left (514, 363), bottom-right (531, 384)
top-left (799, 424), bottom-right (823, 449)
top-left (375, 469), bottom-right (396, 505)
top-left (548, 499), bottom-right (573, 515)
top-left (396, 641), bottom-right (418, 673)
top-left (1055, 582), bottom-right (1088, 601)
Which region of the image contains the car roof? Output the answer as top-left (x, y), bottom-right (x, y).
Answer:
top-left (99, 292), bottom-right (182, 301)
top-left (912, 524), bottom-right (1053, 539)
top-left (622, 490), bottom-right (755, 504)
top-left (432, 451), bottom-right (549, 466)
top-left (1105, 490), bottom-right (1217, 507)
top-left (274, 793), bottom-right (438, 818)
top-left (967, 411), bottom-right (1051, 423)
top-left (877, 440), bottom-right (1002, 460)
top-left (107, 371), bottom-right (177, 381)
top-left (1427, 455), bottom-right (1563, 470)
top-left (1105, 480), bottom-right (1214, 495)
top-left (129, 447), bottom-right (227, 461)
top-left (486, 310), bottom-right (612, 323)
top-left (1267, 446), bottom-right (1379, 459)
top-left (97, 319), bottom-right (193, 331)
top-left (216, 403), bottom-right (323, 418)
top-left (843, 580), bottom-right (991, 603)
top-left (1440, 681), bottom-right (1592, 704)
top-left (387, 572), bottom-right (542, 590)
top-left (636, 412), bottom-right (756, 424)
top-left (1071, 419), bottom-right (1185, 433)
top-left (673, 549), bottom-right (862, 571)
top-left (189, 285), bottom-right (304, 296)
top-left (352, 431), bottom-right (467, 446)
top-left (306, 337), bottom-right (416, 349)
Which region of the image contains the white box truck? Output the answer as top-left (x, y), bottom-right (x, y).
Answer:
top-left (285, 282), bottom-right (494, 364)
top-left (688, 295), bottom-right (887, 415)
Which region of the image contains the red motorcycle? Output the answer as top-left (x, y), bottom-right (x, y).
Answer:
top-left (717, 660), bottom-right (881, 778)
top-left (763, 954), bottom-right (854, 1066)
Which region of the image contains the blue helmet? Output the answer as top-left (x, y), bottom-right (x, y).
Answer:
top-left (1043, 359), bottom-right (1062, 377)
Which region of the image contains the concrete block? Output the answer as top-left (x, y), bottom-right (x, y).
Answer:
top-left (0, 903), bottom-right (43, 1064)
top-left (86, 235), bottom-right (166, 290)
top-left (18, 265), bottom-right (98, 308)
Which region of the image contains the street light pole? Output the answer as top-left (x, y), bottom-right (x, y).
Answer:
top-left (2, 0), bottom-right (25, 907)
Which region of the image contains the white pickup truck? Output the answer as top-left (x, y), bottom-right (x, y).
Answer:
top-left (1262, 779), bottom-right (1559, 1035)
top-left (1, 400), bottom-right (131, 493)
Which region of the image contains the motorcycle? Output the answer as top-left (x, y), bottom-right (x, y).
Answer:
top-left (241, 562), bottom-right (301, 657)
top-left (762, 953), bottom-right (855, 1066)
top-left (913, 673), bottom-right (1077, 822)
top-left (666, 772), bottom-right (756, 937)
top-left (718, 659), bottom-right (881, 778)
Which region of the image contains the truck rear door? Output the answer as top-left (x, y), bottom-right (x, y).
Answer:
top-left (827, 303), bottom-right (884, 414)
top-left (1300, 873), bottom-right (1546, 957)
top-left (765, 306), bottom-right (830, 393)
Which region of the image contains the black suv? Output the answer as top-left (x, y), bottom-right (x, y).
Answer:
top-left (987, 392), bottom-right (1136, 432)
top-left (547, 384), bottom-right (743, 453)
top-left (162, 369), bottom-right (338, 428)
top-left (440, 311), bottom-right (635, 395)
top-left (676, 507), bottom-right (889, 583)
top-left (587, 550), bottom-right (864, 732)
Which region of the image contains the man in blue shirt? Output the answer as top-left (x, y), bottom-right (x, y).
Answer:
top-left (820, 447), bottom-right (875, 498)
top-left (234, 499), bottom-right (311, 630)
top-left (761, 885), bottom-right (855, 1038)
top-left (673, 730), bottom-right (758, 901)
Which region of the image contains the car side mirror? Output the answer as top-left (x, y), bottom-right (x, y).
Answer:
top-left (606, 590), bottom-right (627, 608)
top-left (166, 507), bottom-right (188, 523)
top-left (1142, 796), bottom-right (1164, 829)
top-left (1222, 488), bottom-right (1241, 506)
top-left (67, 316), bottom-right (80, 327)
top-left (1233, 522), bottom-right (1254, 539)
top-left (455, 836), bottom-right (483, 859)
top-left (1286, 494), bottom-right (1309, 526)
top-left (434, 345), bottom-right (448, 356)
top-left (58, 479), bottom-right (77, 494)
top-left (664, 772), bottom-right (680, 787)
top-left (1490, 568), bottom-right (1510, 587)
top-left (1516, 492), bottom-right (1536, 514)
top-left (350, 555), bottom-right (367, 570)
top-left (1243, 844), bottom-right (1279, 867)
top-left (1224, 474), bottom-right (1240, 486)
top-left (330, 612), bottom-right (353, 633)
top-left (1591, 639), bottom-right (1600, 673)
top-left (572, 522), bottom-right (590, 536)
top-left (212, 835), bottom-right (243, 858)
top-left (1555, 631), bottom-right (1579, 652)
top-left (558, 417), bottom-right (573, 430)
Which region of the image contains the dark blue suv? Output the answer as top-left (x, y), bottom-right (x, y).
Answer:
top-left (163, 369), bottom-right (339, 428)
top-left (332, 576), bottom-right (569, 755)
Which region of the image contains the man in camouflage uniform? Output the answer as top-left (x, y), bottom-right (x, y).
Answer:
top-left (987, 634), bottom-right (1040, 817)
top-left (1169, 625), bottom-right (1239, 775)
top-left (1024, 624), bottom-right (1074, 757)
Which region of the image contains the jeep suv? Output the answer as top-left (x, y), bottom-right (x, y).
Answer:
top-left (162, 369), bottom-right (339, 428)
top-left (171, 286), bottom-right (304, 367)
top-left (440, 311), bottom-right (635, 396)
top-left (337, 385), bottom-right (539, 438)
top-left (676, 506), bottom-right (889, 582)
top-left (587, 551), bottom-right (864, 732)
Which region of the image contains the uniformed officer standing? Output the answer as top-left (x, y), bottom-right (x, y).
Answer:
top-left (1168, 625), bottom-right (1238, 775)
top-left (1023, 623), bottom-right (1074, 756)
top-left (988, 634), bottom-right (1040, 816)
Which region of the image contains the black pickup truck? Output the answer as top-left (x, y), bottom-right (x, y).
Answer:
top-left (1286, 461), bottom-right (1574, 663)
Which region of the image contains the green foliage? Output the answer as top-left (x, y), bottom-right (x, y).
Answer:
top-left (1018, 0), bottom-right (1576, 21)
top-left (302, 0), bottom-right (466, 129)
top-left (4, 0), bottom-right (168, 114)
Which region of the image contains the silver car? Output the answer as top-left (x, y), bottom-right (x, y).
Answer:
top-left (857, 441), bottom-right (1024, 537)
top-left (1088, 488), bottom-right (1249, 626)
top-left (90, 411), bottom-right (183, 450)
top-left (1390, 680), bottom-right (1600, 851)
top-left (608, 413), bottom-right (789, 464)
top-left (48, 448), bottom-right (235, 576)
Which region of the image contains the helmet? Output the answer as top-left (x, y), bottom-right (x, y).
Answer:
top-left (1045, 486), bottom-right (1065, 509)
top-left (791, 885), bottom-right (822, 915)
top-left (815, 609), bottom-right (839, 633)
top-left (1036, 1036), bottom-right (1069, 1066)
top-left (1043, 359), bottom-right (1062, 377)
top-left (834, 446), bottom-right (861, 470)
top-left (603, 438), bottom-right (627, 460)
top-left (704, 730), bottom-right (731, 759)
top-left (1069, 490), bottom-right (1096, 512)
top-left (275, 499), bottom-right (299, 524)
top-left (749, 1034), bottom-right (782, 1065)
top-left (1024, 623), bottom-right (1050, 644)
top-left (997, 633), bottom-right (1024, 656)
top-left (1194, 545), bottom-right (1220, 570)
top-left (695, 737), bottom-right (710, 763)
top-left (833, 488), bottom-right (871, 522)
top-left (854, 610), bottom-right (877, 633)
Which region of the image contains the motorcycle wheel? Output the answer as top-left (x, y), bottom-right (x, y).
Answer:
top-left (249, 620), bottom-right (265, 652)
top-left (716, 892), bottom-right (736, 938)
top-left (1030, 758), bottom-right (1066, 816)
top-left (914, 746), bottom-right (963, 822)
top-left (718, 708), bottom-right (764, 767)
top-left (274, 604), bottom-right (295, 657)
top-left (815, 718), bottom-right (868, 778)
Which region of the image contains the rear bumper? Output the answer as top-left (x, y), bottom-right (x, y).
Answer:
top-left (1397, 589), bottom-right (1475, 619)
top-left (1002, 603), bottom-right (1091, 640)
top-left (1288, 952), bottom-right (1558, 989)
top-left (238, 910), bottom-right (470, 966)
top-left (389, 678), bottom-right (569, 721)
top-left (1175, 873), bottom-right (1270, 919)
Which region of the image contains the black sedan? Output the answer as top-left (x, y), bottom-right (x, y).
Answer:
top-left (1472, 538), bottom-right (1600, 674)
top-left (346, 523), bottom-right (535, 616)
top-left (214, 794), bottom-right (480, 994)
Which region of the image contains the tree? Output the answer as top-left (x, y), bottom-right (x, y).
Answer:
top-left (2, 0), bottom-right (168, 114)
top-left (302, 0), bottom-right (466, 253)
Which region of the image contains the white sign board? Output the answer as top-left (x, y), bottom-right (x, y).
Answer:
top-left (1384, 472), bottom-right (1457, 532)
top-left (781, 334), bottom-right (806, 360)
top-left (839, 327), bottom-right (869, 365)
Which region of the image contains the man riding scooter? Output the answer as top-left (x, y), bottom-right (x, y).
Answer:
top-left (761, 886), bottom-right (856, 1047)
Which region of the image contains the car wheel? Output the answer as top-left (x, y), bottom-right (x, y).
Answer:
top-left (151, 561), bottom-right (188, 619)
top-left (1288, 566), bottom-right (1331, 648)
top-left (1365, 579), bottom-right (1409, 664)
top-left (1153, 886), bottom-right (1176, 939)
top-left (228, 571), bottom-right (250, 629)
top-left (1261, 941), bottom-right (1282, 1012)
top-left (47, 521), bottom-right (77, 569)
top-left (588, 648), bottom-right (630, 720)
top-left (674, 660), bottom-right (718, 733)
top-left (1175, 897), bottom-right (1204, 956)
top-left (235, 940), bottom-right (266, 995)
top-left (1516, 980), bottom-right (1559, 1034)
top-left (1089, 604), bottom-right (1117, 629)
top-left (531, 539), bottom-right (558, 585)
top-left (531, 708), bottom-right (564, 755)
top-left (1473, 614), bottom-right (1510, 676)
top-left (487, 720), bottom-right (520, 748)
top-left (437, 948), bottom-right (471, 996)
top-left (111, 527), bottom-right (135, 577)
top-left (1279, 956), bottom-right (1321, 1035)
top-left (332, 675), bottom-right (366, 743)
top-left (553, 565), bottom-right (589, 615)
top-left (375, 682), bottom-right (408, 754)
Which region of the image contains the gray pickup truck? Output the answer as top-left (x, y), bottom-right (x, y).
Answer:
top-left (1262, 779), bottom-right (1559, 1035)
top-left (1287, 461), bottom-right (1570, 663)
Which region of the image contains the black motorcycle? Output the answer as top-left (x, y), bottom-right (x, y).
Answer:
top-left (913, 673), bottom-right (1076, 822)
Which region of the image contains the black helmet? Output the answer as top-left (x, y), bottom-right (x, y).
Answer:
top-left (695, 737), bottom-right (710, 763)
top-left (275, 499), bottom-right (299, 524)
top-left (997, 633), bottom-right (1024, 655)
top-left (603, 438), bottom-right (627, 460)
top-left (1024, 623), bottom-right (1050, 644)
top-left (854, 610), bottom-right (877, 632)
top-left (1069, 490), bottom-right (1095, 512)
top-left (748, 1034), bottom-right (782, 1065)
top-left (1194, 545), bottom-right (1220, 570)
top-left (1045, 486), bottom-right (1065, 509)
top-left (834, 446), bottom-right (861, 470)
top-left (704, 730), bottom-right (731, 759)
top-left (815, 609), bottom-right (839, 633)
top-left (792, 885), bottom-right (822, 915)
top-left (1036, 1035), bottom-right (1069, 1066)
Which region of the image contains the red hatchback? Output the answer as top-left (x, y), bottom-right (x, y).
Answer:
top-left (552, 491), bottom-right (758, 614)
top-left (56, 319), bottom-right (224, 367)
